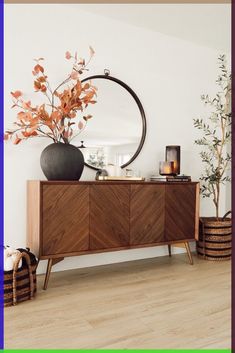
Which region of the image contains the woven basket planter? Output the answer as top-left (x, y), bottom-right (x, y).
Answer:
top-left (4, 250), bottom-right (37, 307)
top-left (196, 211), bottom-right (232, 261)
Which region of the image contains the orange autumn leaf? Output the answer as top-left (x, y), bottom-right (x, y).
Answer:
top-left (65, 51), bottom-right (72, 60)
top-left (83, 92), bottom-right (95, 104)
top-left (13, 136), bottom-right (22, 145)
top-left (82, 83), bottom-right (90, 90)
top-left (22, 131), bottom-right (29, 137)
top-left (17, 111), bottom-right (33, 122)
top-left (11, 90), bottom-right (22, 99)
top-left (51, 111), bottom-right (62, 122)
top-left (40, 85), bottom-right (47, 92)
top-left (78, 121), bottom-right (84, 130)
top-left (38, 107), bottom-right (50, 122)
top-left (22, 101), bottom-right (31, 109)
top-left (34, 64), bottom-right (44, 74)
top-left (75, 81), bottom-right (82, 96)
top-left (70, 70), bottom-right (79, 80)
top-left (17, 111), bottom-right (27, 120)
top-left (68, 111), bottom-right (76, 118)
top-left (83, 115), bottom-right (92, 121)
top-left (34, 81), bottom-right (41, 91)
top-left (22, 130), bottom-right (38, 138)
top-left (21, 131), bottom-right (28, 138)
top-left (37, 76), bottom-right (47, 83)
top-left (63, 130), bottom-right (70, 139)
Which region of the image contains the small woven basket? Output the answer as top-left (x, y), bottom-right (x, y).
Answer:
top-left (4, 250), bottom-right (37, 307)
top-left (197, 211), bottom-right (232, 261)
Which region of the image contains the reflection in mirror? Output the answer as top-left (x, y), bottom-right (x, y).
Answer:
top-left (75, 77), bottom-right (144, 170)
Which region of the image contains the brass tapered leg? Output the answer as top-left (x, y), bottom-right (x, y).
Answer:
top-left (168, 244), bottom-right (172, 257)
top-left (43, 257), bottom-right (64, 290)
top-left (184, 242), bottom-right (193, 265)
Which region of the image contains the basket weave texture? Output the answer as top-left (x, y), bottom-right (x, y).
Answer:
top-left (4, 250), bottom-right (37, 307)
top-left (197, 214), bottom-right (232, 261)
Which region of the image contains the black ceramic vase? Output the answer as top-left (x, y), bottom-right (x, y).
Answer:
top-left (40, 142), bottom-right (84, 180)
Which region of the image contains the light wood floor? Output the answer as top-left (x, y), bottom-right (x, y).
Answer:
top-left (5, 253), bottom-right (231, 349)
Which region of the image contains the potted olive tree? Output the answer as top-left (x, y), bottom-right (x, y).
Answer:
top-left (193, 55), bottom-right (231, 261)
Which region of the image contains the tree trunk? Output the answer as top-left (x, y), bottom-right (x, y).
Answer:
top-left (216, 183), bottom-right (220, 220)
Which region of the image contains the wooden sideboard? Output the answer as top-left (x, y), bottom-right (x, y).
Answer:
top-left (27, 180), bottom-right (199, 289)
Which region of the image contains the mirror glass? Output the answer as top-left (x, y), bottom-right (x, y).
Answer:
top-left (76, 77), bottom-right (145, 170)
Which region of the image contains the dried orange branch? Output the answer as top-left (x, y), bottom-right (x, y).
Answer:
top-left (4, 48), bottom-right (97, 145)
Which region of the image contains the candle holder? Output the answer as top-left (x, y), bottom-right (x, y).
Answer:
top-left (159, 161), bottom-right (174, 176)
top-left (165, 145), bottom-right (181, 175)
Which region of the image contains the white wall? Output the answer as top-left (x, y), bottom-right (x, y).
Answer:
top-left (4, 4), bottom-right (231, 274)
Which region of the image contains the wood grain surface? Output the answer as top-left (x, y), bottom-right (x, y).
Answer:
top-left (130, 185), bottom-right (165, 245)
top-left (27, 181), bottom-right (41, 258)
top-left (4, 254), bottom-right (231, 349)
top-left (27, 181), bottom-right (199, 260)
top-left (42, 185), bottom-right (89, 255)
top-left (165, 184), bottom-right (196, 241)
top-left (90, 185), bottom-right (130, 250)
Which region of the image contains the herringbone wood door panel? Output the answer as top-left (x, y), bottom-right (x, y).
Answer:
top-left (90, 185), bottom-right (130, 250)
top-left (165, 184), bottom-right (196, 241)
top-left (130, 185), bottom-right (165, 245)
top-left (42, 185), bottom-right (89, 255)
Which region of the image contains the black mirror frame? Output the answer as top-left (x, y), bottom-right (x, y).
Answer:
top-left (80, 73), bottom-right (147, 171)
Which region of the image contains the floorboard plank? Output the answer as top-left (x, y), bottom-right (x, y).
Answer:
top-left (4, 254), bottom-right (231, 349)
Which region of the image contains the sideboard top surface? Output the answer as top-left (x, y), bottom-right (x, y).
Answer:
top-left (28, 180), bottom-right (199, 185)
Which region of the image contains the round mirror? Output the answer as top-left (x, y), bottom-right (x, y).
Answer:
top-left (77, 73), bottom-right (146, 170)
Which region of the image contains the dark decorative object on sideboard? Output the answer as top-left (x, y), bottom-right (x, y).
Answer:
top-left (165, 145), bottom-right (181, 175)
top-left (159, 161), bottom-right (174, 176)
top-left (40, 143), bottom-right (84, 181)
top-left (95, 169), bottom-right (108, 180)
top-left (78, 141), bottom-right (86, 149)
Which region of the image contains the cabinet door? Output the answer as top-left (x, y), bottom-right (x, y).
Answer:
top-left (165, 184), bottom-right (196, 241)
top-left (90, 185), bottom-right (130, 250)
top-left (130, 185), bottom-right (165, 245)
top-left (42, 185), bottom-right (89, 255)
